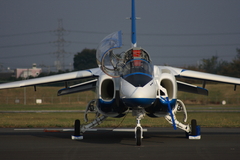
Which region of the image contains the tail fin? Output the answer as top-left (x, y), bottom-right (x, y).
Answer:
top-left (131, 0), bottom-right (137, 47)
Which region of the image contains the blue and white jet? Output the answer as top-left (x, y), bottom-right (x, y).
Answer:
top-left (1, 0), bottom-right (240, 145)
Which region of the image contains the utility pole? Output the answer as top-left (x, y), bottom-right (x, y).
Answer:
top-left (51, 19), bottom-right (71, 71)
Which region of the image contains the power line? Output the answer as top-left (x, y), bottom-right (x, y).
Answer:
top-left (70, 30), bottom-right (240, 36)
top-left (2, 29), bottom-right (239, 38)
top-left (69, 30), bottom-right (109, 35)
top-left (138, 32), bottom-right (240, 37)
top-left (151, 55), bottom-right (236, 58)
top-left (0, 42), bottom-right (50, 49)
top-left (0, 30), bottom-right (108, 38)
top-left (0, 31), bottom-right (50, 38)
top-left (0, 53), bottom-right (50, 59)
top-left (2, 40), bottom-right (240, 48)
top-left (142, 43), bottom-right (240, 48)
top-left (0, 41), bottom-right (239, 49)
top-left (70, 41), bottom-right (98, 45)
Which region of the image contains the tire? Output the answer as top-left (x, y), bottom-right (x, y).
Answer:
top-left (74, 119), bottom-right (80, 136)
top-left (136, 127), bottom-right (142, 146)
top-left (185, 131), bottom-right (189, 138)
top-left (191, 119), bottom-right (197, 136)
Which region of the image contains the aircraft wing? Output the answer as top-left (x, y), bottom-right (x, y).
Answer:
top-left (0, 68), bottom-right (101, 90)
top-left (161, 66), bottom-right (240, 85)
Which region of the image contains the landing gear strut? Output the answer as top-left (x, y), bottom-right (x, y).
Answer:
top-left (165, 99), bottom-right (201, 139)
top-left (72, 100), bottom-right (108, 140)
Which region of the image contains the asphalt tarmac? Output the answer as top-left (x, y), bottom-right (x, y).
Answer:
top-left (0, 127), bottom-right (239, 160)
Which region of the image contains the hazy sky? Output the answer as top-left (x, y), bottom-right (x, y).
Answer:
top-left (1, 0), bottom-right (240, 71)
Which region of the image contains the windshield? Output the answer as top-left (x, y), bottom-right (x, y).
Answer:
top-left (122, 59), bottom-right (153, 87)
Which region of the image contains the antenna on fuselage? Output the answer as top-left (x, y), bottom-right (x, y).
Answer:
top-left (130, 0), bottom-right (140, 48)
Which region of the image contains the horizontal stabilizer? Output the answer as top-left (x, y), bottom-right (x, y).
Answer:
top-left (177, 81), bottom-right (208, 96)
top-left (58, 79), bottom-right (97, 96)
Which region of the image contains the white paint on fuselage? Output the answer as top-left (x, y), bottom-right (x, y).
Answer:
top-left (120, 77), bottom-right (157, 99)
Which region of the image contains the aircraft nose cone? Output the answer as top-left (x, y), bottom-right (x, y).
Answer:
top-left (121, 80), bottom-right (156, 108)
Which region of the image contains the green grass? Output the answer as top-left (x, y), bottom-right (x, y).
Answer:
top-left (0, 86), bottom-right (95, 105)
top-left (178, 84), bottom-right (240, 104)
top-left (0, 104), bottom-right (86, 111)
top-left (0, 112), bottom-right (239, 128)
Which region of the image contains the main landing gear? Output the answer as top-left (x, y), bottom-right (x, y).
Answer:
top-left (72, 99), bottom-right (107, 140)
top-left (165, 99), bottom-right (201, 140)
top-left (71, 115), bottom-right (107, 140)
top-left (188, 119), bottom-right (201, 139)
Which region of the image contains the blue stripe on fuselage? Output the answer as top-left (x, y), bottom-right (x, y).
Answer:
top-left (123, 72), bottom-right (152, 79)
top-left (122, 98), bottom-right (156, 108)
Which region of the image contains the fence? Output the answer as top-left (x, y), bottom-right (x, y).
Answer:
top-left (180, 97), bottom-right (240, 105)
top-left (0, 95), bottom-right (239, 105)
top-left (0, 93), bottom-right (96, 105)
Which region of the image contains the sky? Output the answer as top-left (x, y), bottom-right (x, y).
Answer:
top-left (0, 0), bottom-right (240, 72)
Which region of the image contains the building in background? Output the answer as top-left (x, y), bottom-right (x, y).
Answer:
top-left (15, 63), bottom-right (42, 79)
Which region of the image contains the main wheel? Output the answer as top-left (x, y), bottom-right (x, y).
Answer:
top-left (191, 119), bottom-right (197, 136)
top-left (74, 119), bottom-right (80, 136)
top-left (136, 127), bottom-right (142, 146)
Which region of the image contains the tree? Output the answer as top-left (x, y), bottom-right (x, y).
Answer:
top-left (199, 56), bottom-right (222, 74)
top-left (222, 48), bottom-right (240, 78)
top-left (73, 49), bottom-right (98, 70)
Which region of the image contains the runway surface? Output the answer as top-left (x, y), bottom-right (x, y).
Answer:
top-left (0, 127), bottom-right (239, 160)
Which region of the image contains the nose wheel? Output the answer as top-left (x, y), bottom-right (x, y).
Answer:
top-left (134, 112), bottom-right (144, 146)
top-left (135, 126), bottom-right (142, 146)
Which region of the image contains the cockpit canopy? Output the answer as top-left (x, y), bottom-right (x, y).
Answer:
top-left (96, 31), bottom-right (153, 81)
top-left (96, 31), bottom-right (122, 77)
top-left (122, 59), bottom-right (153, 87)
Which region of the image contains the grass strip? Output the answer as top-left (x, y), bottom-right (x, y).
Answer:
top-left (0, 112), bottom-right (239, 128)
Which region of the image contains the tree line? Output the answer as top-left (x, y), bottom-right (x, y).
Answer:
top-left (183, 48), bottom-right (240, 78)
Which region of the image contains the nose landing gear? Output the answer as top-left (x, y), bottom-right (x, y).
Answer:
top-left (135, 118), bottom-right (143, 146)
top-left (133, 108), bottom-right (145, 146)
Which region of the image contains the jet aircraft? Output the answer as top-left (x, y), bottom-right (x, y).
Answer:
top-left (0, 0), bottom-right (240, 146)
